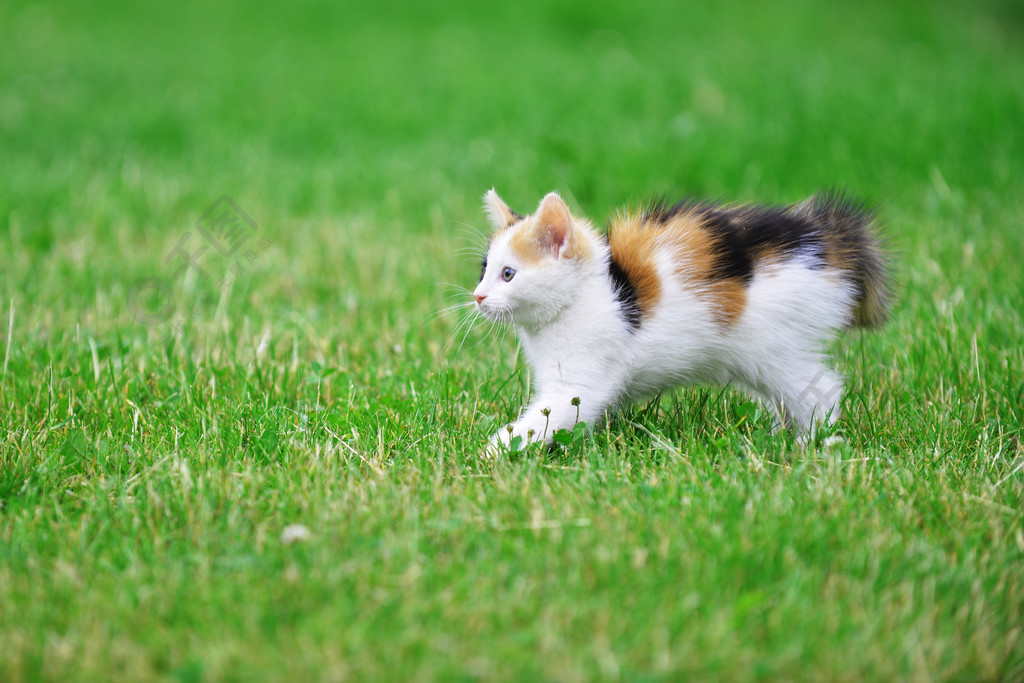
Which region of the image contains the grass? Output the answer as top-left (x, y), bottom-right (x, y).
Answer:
top-left (1, 0), bottom-right (1023, 679)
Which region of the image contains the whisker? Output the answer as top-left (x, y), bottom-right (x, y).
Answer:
top-left (451, 221), bottom-right (489, 243)
top-left (444, 304), bottom-right (480, 353)
top-left (426, 301), bottom-right (474, 326)
top-left (434, 291), bottom-right (473, 307)
top-left (451, 310), bottom-right (484, 358)
top-left (441, 317), bottom-right (467, 356)
top-left (434, 280), bottom-right (474, 291)
top-left (473, 302), bottom-right (514, 355)
top-left (429, 282), bottom-right (476, 325)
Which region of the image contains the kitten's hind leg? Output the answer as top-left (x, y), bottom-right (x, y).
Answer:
top-left (735, 381), bottom-right (788, 431)
top-left (774, 364), bottom-right (844, 442)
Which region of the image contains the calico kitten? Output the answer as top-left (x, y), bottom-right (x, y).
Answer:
top-left (473, 189), bottom-right (889, 450)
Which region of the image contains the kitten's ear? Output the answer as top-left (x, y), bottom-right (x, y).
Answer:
top-left (483, 189), bottom-right (520, 231)
top-left (534, 192), bottom-right (572, 256)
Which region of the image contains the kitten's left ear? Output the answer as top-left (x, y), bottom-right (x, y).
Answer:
top-left (483, 189), bottom-right (520, 231)
top-left (534, 192), bottom-right (573, 256)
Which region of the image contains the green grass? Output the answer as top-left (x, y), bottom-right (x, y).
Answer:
top-left (2, 0), bottom-right (1023, 679)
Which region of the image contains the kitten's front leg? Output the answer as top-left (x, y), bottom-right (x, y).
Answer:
top-left (489, 390), bottom-right (608, 453)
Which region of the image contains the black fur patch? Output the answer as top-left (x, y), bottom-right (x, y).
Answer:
top-left (646, 199), bottom-right (826, 284)
top-left (607, 256), bottom-right (641, 330)
top-left (703, 205), bottom-right (824, 283)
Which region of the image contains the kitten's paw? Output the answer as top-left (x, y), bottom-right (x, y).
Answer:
top-left (795, 431), bottom-right (846, 450)
top-left (484, 428), bottom-right (514, 459)
top-left (483, 434), bottom-right (504, 459)
top-left (487, 423), bottom-right (545, 457)
top-left (823, 435), bottom-right (846, 450)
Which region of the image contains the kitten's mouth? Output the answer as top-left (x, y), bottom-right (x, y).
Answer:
top-left (474, 301), bottom-right (505, 323)
top-left (475, 302), bottom-right (494, 319)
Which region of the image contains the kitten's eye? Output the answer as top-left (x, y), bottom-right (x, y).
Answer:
top-left (502, 267), bottom-right (516, 282)
top-left (479, 258), bottom-right (487, 282)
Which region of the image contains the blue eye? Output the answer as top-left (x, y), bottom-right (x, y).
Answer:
top-left (502, 267), bottom-right (516, 282)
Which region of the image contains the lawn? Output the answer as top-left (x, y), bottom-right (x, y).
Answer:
top-left (1, 0), bottom-right (1022, 680)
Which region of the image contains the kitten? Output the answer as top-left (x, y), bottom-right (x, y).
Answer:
top-left (473, 189), bottom-right (889, 450)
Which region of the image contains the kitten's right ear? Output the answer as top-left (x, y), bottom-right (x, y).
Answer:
top-left (483, 189), bottom-right (520, 231)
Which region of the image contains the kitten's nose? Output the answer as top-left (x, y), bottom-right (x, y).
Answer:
top-left (474, 293), bottom-right (486, 305)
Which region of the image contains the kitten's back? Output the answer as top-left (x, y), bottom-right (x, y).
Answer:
top-left (607, 191), bottom-right (890, 328)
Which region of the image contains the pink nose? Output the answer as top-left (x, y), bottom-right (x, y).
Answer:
top-left (474, 294), bottom-right (486, 305)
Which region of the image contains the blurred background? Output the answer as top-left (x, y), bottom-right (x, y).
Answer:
top-left (1, 0), bottom-right (1021, 361)
top-left (2, 3), bottom-right (1023, 678)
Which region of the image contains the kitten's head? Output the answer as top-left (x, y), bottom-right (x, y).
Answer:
top-left (473, 190), bottom-right (597, 330)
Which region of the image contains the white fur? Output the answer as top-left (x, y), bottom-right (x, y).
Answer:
top-left (473, 195), bottom-right (857, 451)
top-left (483, 188), bottom-right (517, 230)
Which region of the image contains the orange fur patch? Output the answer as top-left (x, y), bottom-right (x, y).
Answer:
top-left (610, 207), bottom-right (749, 325)
top-left (508, 216), bottom-right (594, 265)
top-left (606, 214), bottom-right (663, 317)
top-left (489, 219), bottom-right (518, 239)
top-left (707, 280), bottom-right (747, 325)
top-left (508, 222), bottom-right (548, 265)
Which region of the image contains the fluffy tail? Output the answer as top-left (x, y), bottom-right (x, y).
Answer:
top-left (792, 190), bottom-right (891, 328)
